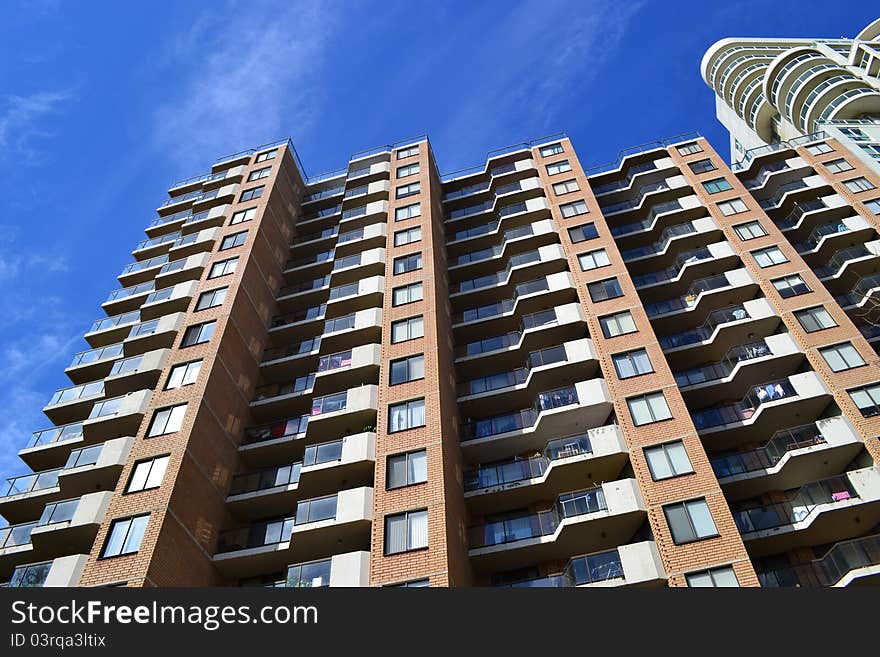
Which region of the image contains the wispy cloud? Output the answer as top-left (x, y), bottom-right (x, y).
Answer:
top-left (152, 0), bottom-right (337, 170)
top-left (0, 90), bottom-right (73, 164)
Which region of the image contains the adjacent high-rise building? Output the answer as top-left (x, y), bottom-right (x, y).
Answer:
top-left (702, 17), bottom-right (880, 173)
top-left (3, 22), bottom-right (880, 590)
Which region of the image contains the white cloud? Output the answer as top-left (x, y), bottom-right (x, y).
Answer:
top-left (0, 90), bottom-right (72, 164)
top-left (152, 0), bottom-right (336, 170)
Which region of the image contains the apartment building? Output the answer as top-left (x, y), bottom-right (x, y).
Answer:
top-left (701, 17), bottom-right (880, 175)
top-left (2, 126), bottom-right (880, 589)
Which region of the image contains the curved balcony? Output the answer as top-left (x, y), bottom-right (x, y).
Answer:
top-left (711, 416), bottom-right (862, 500)
top-left (731, 467), bottom-right (880, 557)
top-left (758, 533), bottom-right (880, 587)
top-left (467, 479), bottom-right (646, 573)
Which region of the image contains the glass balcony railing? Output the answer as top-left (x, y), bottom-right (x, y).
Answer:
top-left (658, 304), bottom-right (749, 350)
top-left (469, 487), bottom-right (606, 548)
top-left (732, 474), bottom-right (858, 533)
top-left (128, 319), bottom-right (160, 338)
top-left (620, 222), bottom-right (698, 261)
top-left (454, 276), bottom-right (551, 324)
top-left (285, 558), bottom-right (332, 588)
top-left (181, 210), bottom-right (210, 226)
top-left (632, 247), bottom-right (713, 287)
top-left (158, 258), bottom-right (188, 275)
top-left (758, 180), bottom-right (808, 209)
top-left (120, 254), bottom-right (169, 276)
top-left (457, 309), bottom-right (559, 358)
top-left (147, 208), bottom-right (192, 229)
top-left (645, 274), bottom-right (732, 317)
top-left (301, 205), bottom-right (341, 222)
top-left (795, 220), bottom-right (851, 253)
top-left (317, 350), bottom-right (353, 372)
top-left (464, 432), bottom-right (593, 490)
top-left (774, 199), bottom-right (827, 230)
top-left (344, 185), bottom-right (368, 199)
top-left (813, 245), bottom-right (872, 278)
top-left (253, 374), bottom-right (316, 402)
top-left (136, 232), bottom-right (180, 252)
top-left (270, 304), bottom-right (326, 328)
top-left (743, 160), bottom-right (789, 189)
top-left (64, 444), bottom-right (102, 470)
top-left (451, 220), bottom-right (499, 243)
top-left (293, 227), bottom-right (339, 245)
top-left (453, 250), bottom-right (542, 294)
top-left (262, 337), bottom-right (320, 363)
top-left (294, 494), bottom-right (338, 525)
top-left (278, 276), bottom-right (330, 297)
top-left (37, 498), bottom-right (79, 526)
top-left (609, 199), bottom-right (683, 237)
top-left (711, 423), bottom-right (827, 478)
top-left (242, 416), bottom-right (310, 446)
top-left (302, 439), bottom-right (344, 467)
top-left (323, 313), bottom-right (356, 334)
top-left (69, 343), bottom-right (124, 368)
top-left (835, 273), bottom-right (880, 307)
top-left (229, 462), bottom-right (302, 496)
top-left (691, 379), bottom-right (797, 431)
top-left (105, 281), bottom-right (155, 303)
top-left (758, 534), bottom-right (880, 587)
top-left (1, 469), bottom-right (61, 498)
top-left (328, 281), bottom-right (360, 300)
top-left (108, 355), bottom-right (143, 377)
top-left (48, 381), bottom-right (104, 407)
top-left (286, 251), bottom-right (334, 269)
top-left (673, 339), bottom-right (773, 387)
top-left (458, 344), bottom-right (568, 396)
top-left (6, 562), bottom-right (52, 588)
top-left (309, 392), bottom-right (348, 416)
top-left (333, 254), bottom-right (361, 270)
top-left (303, 186), bottom-right (344, 202)
top-left (159, 188), bottom-right (204, 207)
top-left (462, 385), bottom-right (580, 441)
top-left (216, 517), bottom-right (295, 553)
top-left (591, 161), bottom-right (659, 196)
top-left (144, 287), bottom-right (175, 305)
top-left (337, 228), bottom-right (365, 245)
top-left (502, 548), bottom-right (624, 587)
top-left (598, 181), bottom-right (671, 215)
top-left (27, 422), bottom-right (84, 450)
top-left (0, 521), bottom-right (38, 550)
top-left (86, 395), bottom-right (127, 420)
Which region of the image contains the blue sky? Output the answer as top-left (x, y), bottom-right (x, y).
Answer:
top-left (0, 0), bottom-right (876, 490)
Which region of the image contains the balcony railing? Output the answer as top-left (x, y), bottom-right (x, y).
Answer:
top-left (454, 276), bottom-right (551, 324)
top-left (591, 161), bottom-right (659, 196)
top-left (691, 379), bottom-right (797, 431)
top-left (609, 199), bottom-right (684, 237)
top-left (309, 391), bottom-right (348, 416)
top-left (293, 227), bottom-right (339, 245)
top-left (620, 222), bottom-right (698, 261)
top-left (464, 432), bottom-right (593, 491)
top-left (795, 220), bottom-right (851, 253)
top-left (6, 562), bottom-right (52, 588)
top-left (775, 199), bottom-right (827, 230)
top-left (632, 247), bottom-right (713, 287)
top-left (503, 548), bottom-right (624, 587)
top-left (303, 186), bottom-right (344, 202)
top-left (294, 494), bottom-right (338, 525)
top-left (285, 558), bottom-right (332, 588)
top-left (469, 487), bottom-right (607, 548)
top-left (270, 304), bottom-right (326, 328)
top-left (835, 273), bottom-right (880, 307)
top-left (452, 250), bottom-right (542, 294)
top-left (673, 340), bottom-right (772, 387)
top-left (457, 309), bottom-right (559, 358)
top-left (105, 281), bottom-right (155, 303)
top-left (598, 181), bottom-right (671, 215)
top-left (242, 415), bottom-right (310, 446)
top-left (0, 521), bottom-right (38, 549)
top-left (462, 385), bottom-right (579, 441)
top-left (120, 254), bottom-right (169, 276)
top-left (37, 498), bottom-right (79, 526)
top-left (758, 534), bottom-right (880, 587)
top-left (458, 344), bottom-right (568, 397)
top-left (711, 423), bottom-right (827, 478)
top-left (743, 160), bottom-right (789, 189)
top-left (69, 343), bottom-right (124, 368)
top-left (286, 250), bottom-right (334, 269)
top-left (27, 422), bottom-right (84, 450)
top-left (645, 274), bottom-right (732, 317)
top-left (455, 224), bottom-right (537, 267)
top-left (758, 180), bottom-right (808, 209)
top-left (732, 474), bottom-right (857, 533)
top-left (317, 350), bottom-right (353, 373)
top-left (1, 469), bottom-right (61, 498)
top-left (128, 319), bottom-right (160, 338)
top-left (262, 337), bottom-right (320, 363)
top-left (253, 374), bottom-right (315, 402)
top-left (278, 276), bottom-right (330, 297)
top-left (450, 220), bottom-right (498, 243)
top-left (64, 444), bottom-right (102, 470)
top-left (813, 245), bottom-right (872, 278)
top-left (48, 381), bottom-right (104, 407)
top-left (216, 517), bottom-right (295, 553)
top-left (229, 462), bottom-right (302, 496)
top-left (136, 231), bottom-right (180, 252)
top-left (658, 304), bottom-right (749, 350)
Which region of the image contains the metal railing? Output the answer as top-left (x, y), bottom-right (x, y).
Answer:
top-left (584, 131), bottom-right (701, 177)
top-left (711, 423), bottom-right (826, 478)
top-left (758, 533), bottom-right (880, 587)
top-left (645, 273), bottom-right (733, 317)
top-left (673, 339), bottom-right (773, 387)
top-left (440, 132), bottom-right (565, 181)
top-left (691, 379), bottom-right (797, 431)
top-left (461, 385), bottom-right (580, 441)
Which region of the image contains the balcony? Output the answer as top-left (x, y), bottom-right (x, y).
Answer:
top-left (836, 273), bottom-right (880, 310)
top-left (632, 242), bottom-right (737, 294)
top-left (608, 195), bottom-right (705, 239)
top-left (103, 281), bottom-right (155, 315)
top-left (673, 334), bottom-right (804, 406)
top-left (795, 216), bottom-right (872, 258)
top-left (280, 551), bottom-right (370, 587)
top-left (758, 534), bottom-right (880, 587)
top-left (690, 372), bottom-right (832, 449)
top-left (0, 469), bottom-right (62, 523)
top-left (325, 275), bottom-right (384, 316)
top-left (154, 253), bottom-right (212, 288)
top-left (619, 217), bottom-right (720, 263)
top-left (467, 479), bottom-right (646, 573)
top-left (250, 374), bottom-right (315, 420)
top-left (463, 424), bottom-right (627, 513)
top-left (459, 380), bottom-right (613, 462)
top-left (56, 437), bottom-right (133, 497)
top-left (334, 222), bottom-right (387, 258)
top-left (644, 269), bottom-right (757, 330)
top-left (711, 416), bottom-right (863, 500)
top-left (28, 491), bottom-right (113, 558)
top-left (774, 194), bottom-right (845, 231)
top-left (2, 554), bottom-right (89, 588)
top-left (227, 433), bottom-right (375, 516)
top-left (591, 156), bottom-right (674, 197)
top-left (166, 227), bottom-right (220, 260)
top-left (85, 310), bottom-right (142, 347)
top-left (118, 254), bottom-right (169, 286)
top-left (446, 198), bottom-right (550, 246)
top-left (65, 342), bottom-right (124, 384)
top-left (755, 175), bottom-right (826, 210)
top-left (213, 487), bottom-right (373, 577)
top-left (43, 381), bottom-right (104, 425)
top-left (449, 219), bottom-right (557, 274)
top-left (123, 312), bottom-right (185, 354)
top-left (133, 231), bottom-right (179, 258)
top-left (180, 205), bottom-right (229, 235)
top-left (732, 467), bottom-right (880, 556)
top-left (81, 389), bottom-right (152, 443)
top-left (451, 245), bottom-right (567, 303)
top-left (498, 541), bottom-right (666, 588)
top-left (443, 158), bottom-right (536, 202)
top-left (812, 240), bottom-right (880, 283)
top-left (103, 348), bottom-right (169, 397)
top-left (18, 422), bottom-right (86, 471)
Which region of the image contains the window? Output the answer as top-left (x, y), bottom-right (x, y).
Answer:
top-left (718, 197), bottom-right (748, 216)
top-left (819, 342), bottom-right (865, 372)
top-left (664, 499), bottom-right (718, 544)
top-left (546, 160), bottom-right (572, 175)
top-left (560, 200), bottom-right (588, 218)
top-left (397, 145), bottom-right (419, 159)
top-left (752, 246), bottom-right (788, 267)
top-left (865, 198), bottom-right (880, 214)
top-left (612, 348), bottom-right (653, 379)
top-left (385, 509), bottom-right (428, 554)
top-left (824, 158), bottom-right (854, 173)
top-left (689, 158), bottom-right (717, 174)
top-left (393, 282), bottom-right (423, 306)
top-left (587, 278), bottom-right (623, 302)
top-left (396, 182), bottom-right (420, 198)
top-left (794, 306), bottom-right (836, 333)
top-left (395, 203), bottom-right (421, 221)
top-left (195, 287), bottom-right (227, 311)
top-left (230, 207), bottom-right (256, 225)
top-left (101, 515), bottom-right (149, 558)
top-left (397, 163), bottom-right (419, 178)
top-left (644, 441), bottom-right (693, 480)
top-left (859, 143), bottom-right (880, 159)
top-left (578, 249), bottom-right (611, 271)
top-left (772, 274), bottom-right (810, 298)
top-left (686, 566), bottom-right (739, 587)
top-left (734, 220), bottom-right (766, 240)
top-left (181, 320), bottom-right (216, 346)
top-left (239, 186), bottom-right (264, 202)
top-left (840, 127), bottom-right (870, 141)
top-left (703, 177), bottom-right (733, 194)
top-left (676, 141), bottom-right (703, 155)
top-left (553, 179), bottom-right (579, 195)
top-left (394, 226), bottom-right (421, 247)
top-left (850, 383), bottom-right (880, 417)
top-left (388, 398), bottom-right (426, 433)
top-left (247, 167), bottom-right (271, 182)
top-left (390, 354), bottom-right (425, 385)
top-left (391, 316), bottom-right (424, 343)
top-left (805, 142), bottom-right (833, 155)
top-left (844, 177), bottom-right (876, 193)
top-left (147, 403), bottom-right (187, 437)
top-left (568, 222), bottom-right (599, 243)
top-left (387, 450), bottom-right (427, 489)
top-left (208, 256), bottom-right (238, 279)
top-left (220, 231), bottom-right (247, 251)
top-left (393, 252), bottom-right (422, 274)
top-left (165, 360), bottom-right (202, 389)
top-left (627, 391), bottom-right (672, 426)
top-left (600, 311), bottom-right (637, 338)
top-left (255, 149), bottom-right (277, 163)
top-left (126, 456), bottom-right (170, 493)
top-left (540, 143), bottom-right (564, 157)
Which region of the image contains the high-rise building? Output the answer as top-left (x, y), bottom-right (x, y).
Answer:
top-left (2, 130), bottom-right (880, 589)
top-left (701, 17), bottom-right (880, 173)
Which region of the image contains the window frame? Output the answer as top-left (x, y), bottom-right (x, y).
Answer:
top-left (386, 449), bottom-right (428, 490)
top-left (664, 498), bottom-right (719, 545)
